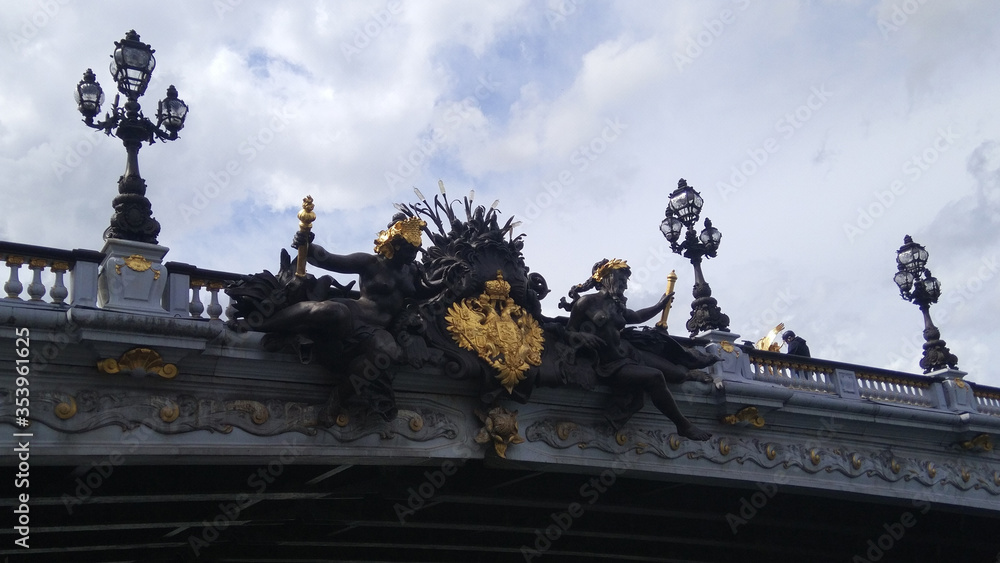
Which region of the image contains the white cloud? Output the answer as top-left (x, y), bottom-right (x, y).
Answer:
top-left (1, 0), bottom-right (999, 388)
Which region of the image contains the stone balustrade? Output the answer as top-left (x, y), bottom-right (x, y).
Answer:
top-left (163, 261), bottom-right (241, 320)
top-left (975, 388), bottom-right (1000, 417)
top-left (747, 353), bottom-right (837, 394)
top-left (740, 346), bottom-right (998, 416)
top-left (1, 241), bottom-right (103, 307)
top-left (854, 370), bottom-right (938, 407)
top-left (1, 241), bottom-right (239, 320)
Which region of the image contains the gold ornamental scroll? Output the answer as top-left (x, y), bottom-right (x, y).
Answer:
top-left (295, 195), bottom-right (316, 278)
top-left (655, 270), bottom-right (678, 329)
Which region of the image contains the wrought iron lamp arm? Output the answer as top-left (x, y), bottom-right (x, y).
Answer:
top-left (660, 178), bottom-right (730, 336)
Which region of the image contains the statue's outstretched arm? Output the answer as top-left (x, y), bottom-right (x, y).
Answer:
top-left (624, 292), bottom-right (672, 324)
top-left (307, 245), bottom-right (375, 275)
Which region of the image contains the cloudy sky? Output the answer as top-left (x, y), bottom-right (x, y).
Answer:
top-left (2, 1), bottom-right (998, 386)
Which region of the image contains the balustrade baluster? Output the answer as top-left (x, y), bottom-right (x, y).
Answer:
top-left (50, 261), bottom-right (69, 304)
top-left (189, 280), bottom-right (205, 318)
top-left (27, 258), bottom-right (47, 301)
top-left (977, 393), bottom-right (1000, 416)
top-left (4, 256), bottom-right (24, 299)
top-left (207, 282), bottom-right (223, 320)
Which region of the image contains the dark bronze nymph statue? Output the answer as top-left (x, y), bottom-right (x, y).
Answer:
top-left (227, 187), bottom-right (717, 454)
top-left (558, 259), bottom-right (712, 440)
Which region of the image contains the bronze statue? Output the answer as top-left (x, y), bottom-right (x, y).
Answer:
top-left (559, 259), bottom-right (712, 441)
top-left (228, 215), bottom-right (435, 421)
top-left (229, 189), bottom-right (717, 454)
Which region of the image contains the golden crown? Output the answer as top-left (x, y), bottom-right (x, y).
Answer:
top-left (374, 217), bottom-right (426, 258)
top-left (592, 258), bottom-right (629, 282)
top-left (484, 271), bottom-right (511, 299)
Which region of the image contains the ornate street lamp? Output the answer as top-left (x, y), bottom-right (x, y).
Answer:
top-left (660, 178), bottom-right (730, 336)
top-left (75, 30), bottom-right (189, 244)
top-left (893, 235), bottom-right (958, 373)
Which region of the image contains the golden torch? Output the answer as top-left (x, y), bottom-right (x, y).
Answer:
top-left (655, 270), bottom-right (678, 329)
top-left (295, 195), bottom-right (316, 278)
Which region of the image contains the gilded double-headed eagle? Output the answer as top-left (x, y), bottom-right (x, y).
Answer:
top-left (445, 272), bottom-right (544, 393)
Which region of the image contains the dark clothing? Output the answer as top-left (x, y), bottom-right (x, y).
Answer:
top-left (786, 337), bottom-right (810, 357)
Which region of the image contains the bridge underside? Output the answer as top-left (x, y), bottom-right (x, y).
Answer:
top-left (5, 461), bottom-right (999, 562)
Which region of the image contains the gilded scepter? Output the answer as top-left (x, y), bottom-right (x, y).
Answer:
top-left (295, 195), bottom-right (316, 278)
top-left (655, 270), bottom-right (678, 329)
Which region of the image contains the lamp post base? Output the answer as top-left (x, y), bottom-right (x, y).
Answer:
top-left (919, 338), bottom-right (959, 374)
top-left (686, 295), bottom-right (730, 337)
top-left (105, 172), bottom-right (160, 244)
top-left (691, 329), bottom-right (741, 344)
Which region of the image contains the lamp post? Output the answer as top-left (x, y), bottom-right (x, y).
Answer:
top-left (660, 178), bottom-right (730, 337)
top-left (75, 30), bottom-right (188, 244)
top-left (893, 235), bottom-right (958, 373)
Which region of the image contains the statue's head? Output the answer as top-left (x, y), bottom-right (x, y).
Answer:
top-left (374, 217), bottom-right (426, 259)
top-left (591, 258), bottom-right (630, 291)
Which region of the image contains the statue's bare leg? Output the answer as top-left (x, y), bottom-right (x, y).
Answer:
top-left (640, 352), bottom-right (713, 384)
top-left (244, 300), bottom-right (353, 337)
top-left (614, 365), bottom-right (711, 441)
top-left (343, 329), bottom-right (403, 421)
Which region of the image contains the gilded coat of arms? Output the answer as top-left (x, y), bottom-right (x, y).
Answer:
top-left (445, 272), bottom-right (544, 393)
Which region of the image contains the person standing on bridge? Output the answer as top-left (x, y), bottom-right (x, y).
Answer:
top-left (782, 330), bottom-right (811, 357)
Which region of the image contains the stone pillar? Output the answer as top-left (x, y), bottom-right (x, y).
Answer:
top-left (162, 271), bottom-right (192, 317)
top-left (695, 329), bottom-right (741, 344)
top-left (70, 249), bottom-right (104, 308)
top-left (97, 238), bottom-right (169, 315)
top-left (929, 368), bottom-right (975, 412)
top-left (699, 330), bottom-right (748, 381)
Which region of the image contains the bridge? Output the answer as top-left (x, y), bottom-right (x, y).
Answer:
top-left (2, 238), bottom-right (999, 562)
